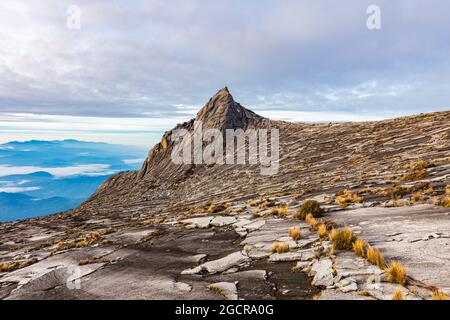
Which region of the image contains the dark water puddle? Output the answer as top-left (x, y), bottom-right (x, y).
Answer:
top-left (242, 260), bottom-right (319, 300)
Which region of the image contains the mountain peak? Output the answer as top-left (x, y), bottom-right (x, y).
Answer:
top-left (195, 87), bottom-right (262, 130)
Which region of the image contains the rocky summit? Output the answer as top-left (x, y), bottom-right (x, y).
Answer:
top-left (0, 88), bottom-right (449, 300)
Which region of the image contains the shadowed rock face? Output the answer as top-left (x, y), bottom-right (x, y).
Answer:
top-left (0, 88), bottom-right (449, 300)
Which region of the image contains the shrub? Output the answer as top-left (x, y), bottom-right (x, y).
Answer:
top-left (295, 200), bottom-right (323, 220)
top-left (335, 190), bottom-right (363, 209)
top-left (352, 239), bottom-right (366, 257)
top-left (366, 245), bottom-right (386, 268)
top-left (432, 291), bottom-right (449, 300)
top-left (289, 227), bottom-right (301, 241)
top-left (247, 199), bottom-right (259, 207)
top-left (392, 290), bottom-right (405, 300)
top-left (317, 224), bottom-right (328, 239)
top-left (386, 261), bottom-right (407, 285)
top-left (332, 227), bottom-right (356, 250)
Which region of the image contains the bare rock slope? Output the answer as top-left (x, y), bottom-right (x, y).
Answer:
top-left (0, 88), bottom-right (449, 300)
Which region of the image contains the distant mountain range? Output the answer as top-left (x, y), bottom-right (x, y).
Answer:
top-left (0, 139), bottom-right (147, 221)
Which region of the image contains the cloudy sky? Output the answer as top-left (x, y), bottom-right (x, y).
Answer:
top-left (0, 0), bottom-right (449, 147)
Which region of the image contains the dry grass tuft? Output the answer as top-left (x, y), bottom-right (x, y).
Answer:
top-left (335, 190), bottom-right (363, 209)
top-left (434, 196), bottom-right (450, 208)
top-left (272, 242), bottom-right (290, 254)
top-left (289, 227), bottom-right (302, 241)
top-left (366, 245), bottom-right (386, 268)
top-left (386, 261), bottom-right (407, 285)
top-left (329, 228), bottom-right (338, 242)
top-left (294, 200), bottom-right (323, 220)
top-left (432, 291), bottom-right (449, 300)
top-left (410, 192), bottom-right (424, 202)
top-left (402, 169), bottom-right (429, 181)
top-left (278, 242), bottom-right (290, 253)
top-left (352, 239), bottom-right (366, 257)
top-left (305, 213), bottom-right (317, 229)
top-left (331, 227), bottom-right (356, 250)
top-left (392, 290), bottom-right (405, 300)
top-left (317, 224), bottom-right (328, 239)
top-left (403, 160), bottom-right (433, 171)
top-left (271, 206), bottom-right (289, 217)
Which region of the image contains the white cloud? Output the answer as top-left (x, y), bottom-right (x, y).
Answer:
top-left (258, 110), bottom-right (384, 123)
top-left (0, 164), bottom-right (115, 178)
top-left (0, 186), bottom-right (41, 193)
top-left (122, 159), bottom-right (145, 165)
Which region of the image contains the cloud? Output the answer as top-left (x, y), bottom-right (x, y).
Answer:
top-left (122, 159), bottom-right (145, 165)
top-left (0, 164), bottom-right (115, 178)
top-left (0, 186), bottom-right (41, 193)
top-left (0, 0), bottom-right (449, 131)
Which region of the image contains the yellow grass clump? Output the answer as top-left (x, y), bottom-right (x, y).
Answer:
top-left (271, 206), bottom-right (289, 217)
top-left (289, 227), bottom-right (301, 241)
top-left (366, 245), bottom-right (386, 268)
top-left (272, 242), bottom-right (289, 254)
top-left (329, 228), bottom-right (338, 242)
top-left (331, 227), bottom-right (355, 250)
top-left (410, 192), bottom-right (424, 202)
top-left (403, 160), bottom-right (433, 171)
top-left (392, 290), bottom-right (405, 300)
top-left (317, 224), bottom-right (328, 239)
top-left (432, 291), bottom-right (449, 300)
top-left (305, 213), bottom-right (317, 229)
top-left (402, 169), bottom-right (429, 181)
top-left (352, 239), bottom-right (366, 257)
top-left (434, 196), bottom-right (450, 208)
top-left (386, 261), bottom-right (407, 285)
top-left (335, 190), bottom-right (363, 209)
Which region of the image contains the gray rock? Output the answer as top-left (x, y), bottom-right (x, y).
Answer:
top-left (181, 251), bottom-right (251, 275)
top-left (181, 217), bottom-right (213, 229)
top-left (210, 216), bottom-right (237, 227)
top-left (207, 282), bottom-right (239, 300)
top-left (268, 251), bottom-right (303, 262)
top-left (310, 258), bottom-right (334, 287)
